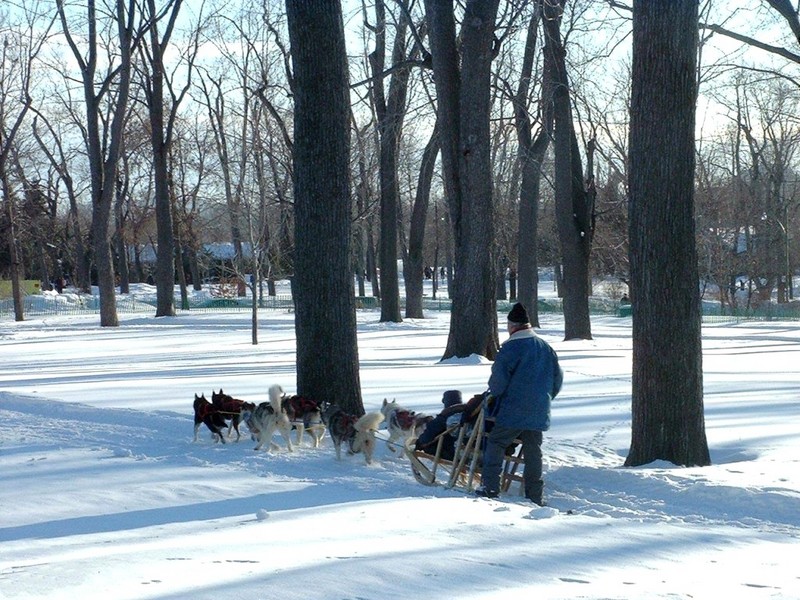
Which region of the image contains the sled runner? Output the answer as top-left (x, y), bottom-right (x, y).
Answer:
top-left (405, 405), bottom-right (525, 494)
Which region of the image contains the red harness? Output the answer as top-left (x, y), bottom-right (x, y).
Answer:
top-left (197, 401), bottom-right (216, 420)
top-left (284, 395), bottom-right (320, 419)
top-left (392, 409), bottom-right (417, 430)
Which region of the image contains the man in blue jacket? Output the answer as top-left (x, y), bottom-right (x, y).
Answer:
top-left (476, 302), bottom-right (563, 505)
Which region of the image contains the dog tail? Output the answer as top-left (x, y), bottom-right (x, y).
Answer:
top-left (268, 384), bottom-right (284, 412)
top-left (354, 411), bottom-right (384, 433)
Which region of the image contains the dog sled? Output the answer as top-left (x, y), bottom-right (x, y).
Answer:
top-left (405, 405), bottom-right (525, 495)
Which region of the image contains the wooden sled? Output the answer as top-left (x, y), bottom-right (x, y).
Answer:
top-left (405, 406), bottom-right (525, 494)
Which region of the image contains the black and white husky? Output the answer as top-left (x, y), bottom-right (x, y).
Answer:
top-left (381, 398), bottom-right (431, 454)
top-left (283, 394), bottom-right (326, 448)
top-left (321, 402), bottom-right (384, 464)
top-left (193, 393), bottom-right (227, 443)
top-left (242, 384), bottom-right (294, 452)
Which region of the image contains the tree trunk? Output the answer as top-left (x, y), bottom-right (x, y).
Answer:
top-left (114, 170), bottom-right (130, 294)
top-left (59, 0), bottom-right (136, 327)
top-left (514, 1), bottom-right (552, 328)
top-left (287, 0), bottom-right (363, 415)
top-left (366, 217), bottom-right (380, 298)
top-left (1, 172), bottom-right (24, 321)
top-left (426, 0), bottom-right (500, 359)
top-left (543, 0), bottom-right (592, 341)
top-left (251, 267), bottom-right (259, 345)
top-left (69, 198), bottom-right (92, 293)
top-left (174, 215), bottom-right (189, 310)
top-left (92, 196), bottom-right (119, 327)
top-left (371, 1), bottom-right (410, 324)
top-left (626, 0), bottom-right (709, 467)
top-left (145, 0), bottom-right (177, 318)
top-left (405, 126), bottom-right (440, 319)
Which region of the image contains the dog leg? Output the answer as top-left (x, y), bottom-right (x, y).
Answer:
top-left (284, 426), bottom-right (294, 452)
top-left (261, 424), bottom-right (277, 452)
top-left (193, 422), bottom-right (201, 442)
top-left (275, 422), bottom-right (293, 452)
top-left (204, 417), bottom-right (226, 444)
top-left (387, 432), bottom-right (399, 454)
top-left (253, 430), bottom-right (265, 451)
top-left (363, 434), bottom-right (375, 464)
top-left (310, 425), bottom-right (324, 448)
top-left (295, 422), bottom-right (304, 446)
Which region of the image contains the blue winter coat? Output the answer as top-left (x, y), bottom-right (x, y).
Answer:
top-left (487, 328), bottom-right (563, 431)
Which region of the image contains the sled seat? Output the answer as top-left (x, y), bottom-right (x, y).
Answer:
top-left (406, 406), bottom-right (525, 494)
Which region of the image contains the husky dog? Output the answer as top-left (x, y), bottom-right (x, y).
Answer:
top-left (242, 384), bottom-right (294, 452)
top-left (381, 399), bottom-right (432, 454)
top-left (211, 389), bottom-right (256, 441)
top-left (282, 394), bottom-right (326, 448)
top-left (193, 393), bottom-right (227, 443)
top-left (321, 402), bottom-right (384, 464)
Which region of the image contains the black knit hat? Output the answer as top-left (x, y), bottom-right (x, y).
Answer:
top-left (442, 390), bottom-right (463, 407)
top-left (507, 302), bottom-right (529, 324)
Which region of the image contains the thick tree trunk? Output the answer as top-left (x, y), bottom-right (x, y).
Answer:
top-left (426, 0), bottom-right (500, 360)
top-left (287, 0), bottom-right (363, 414)
top-left (146, 7), bottom-right (176, 318)
top-left (626, 0), bottom-right (709, 467)
top-left (544, 1), bottom-right (592, 341)
top-left (92, 196), bottom-right (119, 327)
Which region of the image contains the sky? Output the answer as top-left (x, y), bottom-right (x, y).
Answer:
top-left (0, 282), bottom-right (798, 600)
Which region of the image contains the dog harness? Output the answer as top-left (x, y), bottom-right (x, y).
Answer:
top-left (391, 409), bottom-right (417, 430)
top-left (284, 395), bottom-right (319, 416)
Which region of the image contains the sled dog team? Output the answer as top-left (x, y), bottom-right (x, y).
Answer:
top-left (193, 385), bottom-right (427, 464)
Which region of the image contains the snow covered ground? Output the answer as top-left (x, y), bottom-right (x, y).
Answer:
top-left (0, 284), bottom-right (798, 599)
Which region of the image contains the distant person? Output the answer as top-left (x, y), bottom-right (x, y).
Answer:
top-left (475, 302), bottom-right (563, 506)
top-left (620, 293), bottom-right (630, 305)
top-left (415, 390), bottom-right (464, 461)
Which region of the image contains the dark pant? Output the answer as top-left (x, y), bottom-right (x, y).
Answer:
top-left (481, 425), bottom-right (543, 503)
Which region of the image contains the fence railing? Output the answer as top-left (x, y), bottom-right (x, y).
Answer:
top-left (3, 293), bottom-right (799, 321)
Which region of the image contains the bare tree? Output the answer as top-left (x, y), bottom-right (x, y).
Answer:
top-left (0, 3), bottom-right (56, 321)
top-left (626, 0), bottom-right (709, 467)
top-left (425, 0), bottom-right (501, 360)
top-left (352, 116), bottom-right (381, 300)
top-left (287, 0), bottom-right (363, 413)
top-left (403, 124), bottom-right (440, 318)
top-left (30, 113), bottom-right (92, 293)
top-left (512, 0), bottom-right (553, 328)
top-left (367, 0), bottom-right (427, 323)
top-left (543, 0), bottom-right (594, 340)
top-left (56, 0), bottom-right (145, 327)
top-left (137, 0), bottom-right (196, 317)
